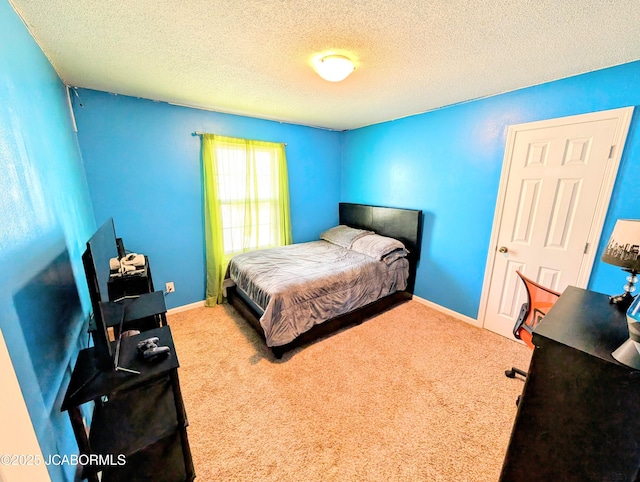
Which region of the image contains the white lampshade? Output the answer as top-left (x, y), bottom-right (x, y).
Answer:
top-left (601, 219), bottom-right (640, 272)
top-left (312, 54), bottom-right (355, 82)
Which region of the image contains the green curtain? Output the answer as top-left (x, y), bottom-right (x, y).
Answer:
top-left (202, 134), bottom-right (292, 306)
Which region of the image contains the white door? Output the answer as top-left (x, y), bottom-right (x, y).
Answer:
top-left (481, 107), bottom-right (634, 340)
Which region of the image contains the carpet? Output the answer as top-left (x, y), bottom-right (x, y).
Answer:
top-left (167, 300), bottom-right (531, 481)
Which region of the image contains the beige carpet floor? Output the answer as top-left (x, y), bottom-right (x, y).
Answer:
top-left (168, 300), bottom-right (531, 482)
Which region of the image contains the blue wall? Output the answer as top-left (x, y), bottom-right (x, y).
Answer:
top-left (72, 90), bottom-right (343, 309)
top-left (342, 61), bottom-right (640, 318)
top-left (3, 0), bottom-right (638, 477)
top-left (2, 0), bottom-right (638, 476)
top-left (73, 62), bottom-right (640, 318)
top-left (0, 1), bottom-right (96, 481)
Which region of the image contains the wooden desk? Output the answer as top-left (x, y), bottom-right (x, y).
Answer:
top-left (500, 286), bottom-right (640, 481)
top-left (62, 326), bottom-right (194, 482)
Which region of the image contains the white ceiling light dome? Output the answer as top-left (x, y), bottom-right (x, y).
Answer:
top-left (312, 54), bottom-right (355, 82)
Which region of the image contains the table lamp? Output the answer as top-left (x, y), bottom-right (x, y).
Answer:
top-left (612, 294), bottom-right (640, 369)
top-left (601, 219), bottom-right (640, 310)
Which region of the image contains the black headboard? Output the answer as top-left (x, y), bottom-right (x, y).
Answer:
top-left (339, 202), bottom-right (423, 293)
top-left (339, 203), bottom-right (423, 259)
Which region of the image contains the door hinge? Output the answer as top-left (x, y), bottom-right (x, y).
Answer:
top-left (584, 242), bottom-right (589, 254)
top-left (609, 145), bottom-right (615, 159)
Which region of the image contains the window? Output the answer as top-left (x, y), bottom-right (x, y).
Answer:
top-left (201, 134), bottom-right (292, 305)
top-left (216, 143), bottom-right (283, 254)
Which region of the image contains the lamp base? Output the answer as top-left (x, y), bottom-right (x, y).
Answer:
top-left (612, 338), bottom-right (640, 370)
top-left (609, 291), bottom-right (635, 311)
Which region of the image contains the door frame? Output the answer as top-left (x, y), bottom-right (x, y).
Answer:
top-left (478, 107), bottom-right (634, 328)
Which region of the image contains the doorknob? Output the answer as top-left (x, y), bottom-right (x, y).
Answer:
top-left (499, 246), bottom-right (509, 253)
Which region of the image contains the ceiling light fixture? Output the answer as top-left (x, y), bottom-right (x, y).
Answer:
top-left (312, 54), bottom-right (355, 82)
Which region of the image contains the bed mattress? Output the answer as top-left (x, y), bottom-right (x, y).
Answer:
top-left (226, 240), bottom-right (409, 347)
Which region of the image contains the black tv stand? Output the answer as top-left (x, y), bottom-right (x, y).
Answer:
top-left (62, 326), bottom-right (194, 482)
top-left (73, 218), bottom-right (191, 480)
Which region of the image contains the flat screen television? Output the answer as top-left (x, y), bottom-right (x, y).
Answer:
top-left (82, 218), bottom-right (122, 370)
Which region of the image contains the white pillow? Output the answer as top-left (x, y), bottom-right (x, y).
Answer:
top-left (320, 225), bottom-right (374, 248)
top-left (351, 234), bottom-right (407, 261)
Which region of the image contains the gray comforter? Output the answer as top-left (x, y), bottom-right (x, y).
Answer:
top-left (226, 240), bottom-right (409, 347)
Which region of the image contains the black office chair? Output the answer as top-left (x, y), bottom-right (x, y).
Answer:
top-left (505, 271), bottom-right (560, 379)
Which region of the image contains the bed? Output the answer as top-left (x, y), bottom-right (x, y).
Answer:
top-left (225, 202), bottom-right (423, 358)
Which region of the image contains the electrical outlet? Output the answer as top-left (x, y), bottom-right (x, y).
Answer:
top-left (165, 281), bottom-right (175, 293)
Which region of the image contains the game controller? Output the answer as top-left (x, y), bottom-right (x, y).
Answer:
top-left (136, 336), bottom-right (170, 360)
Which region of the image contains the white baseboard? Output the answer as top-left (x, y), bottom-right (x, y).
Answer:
top-left (411, 295), bottom-right (481, 328)
top-left (167, 300), bottom-right (206, 315)
top-left (166, 296), bottom-right (481, 328)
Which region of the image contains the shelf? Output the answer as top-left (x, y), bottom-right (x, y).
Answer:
top-left (101, 431), bottom-right (188, 482)
top-left (62, 326), bottom-right (179, 410)
top-left (90, 375), bottom-right (179, 457)
top-left (69, 246), bottom-right (192, 481)
top-left (62, 318), bottom-right (193, 481)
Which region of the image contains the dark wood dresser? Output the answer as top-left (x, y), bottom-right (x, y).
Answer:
top-left (500, 286), bottom-right (640, 482)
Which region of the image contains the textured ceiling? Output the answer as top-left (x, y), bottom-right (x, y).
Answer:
top-left (9, 0), bottom-right (640, 130)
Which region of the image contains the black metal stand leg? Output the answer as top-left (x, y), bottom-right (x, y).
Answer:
top-left (505, 367), bottom-right (528, 378)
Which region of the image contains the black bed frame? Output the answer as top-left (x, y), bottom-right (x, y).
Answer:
top-left (227, 202), bottom-right (423, 359)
